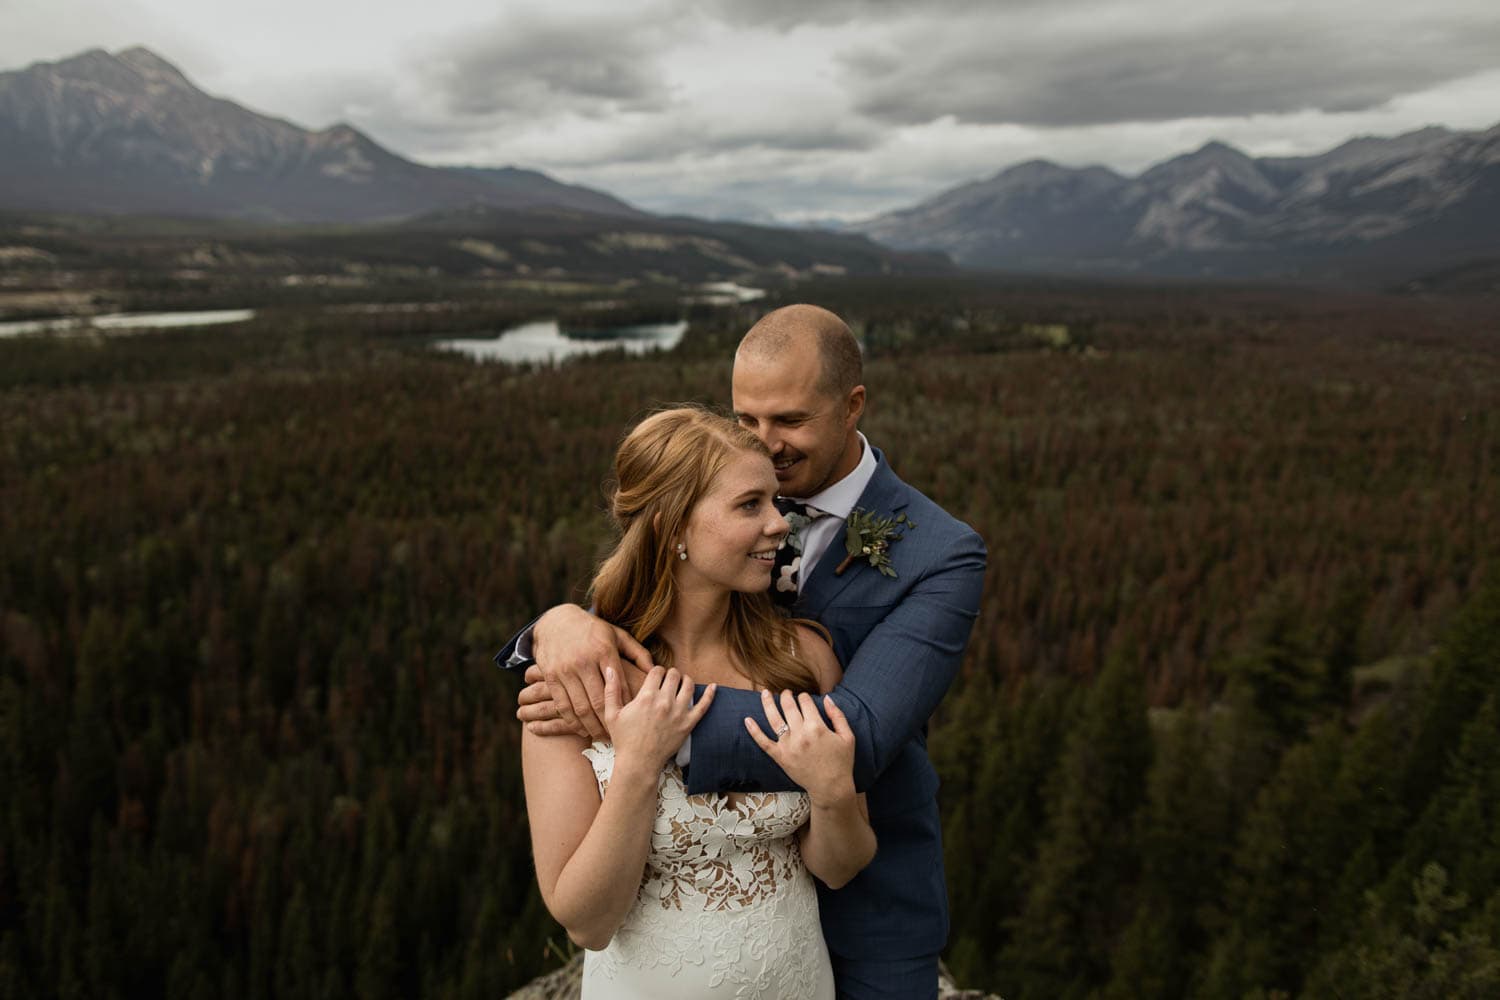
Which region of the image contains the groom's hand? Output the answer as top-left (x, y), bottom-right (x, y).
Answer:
top-left (517, 605), bottom-right (653, 739)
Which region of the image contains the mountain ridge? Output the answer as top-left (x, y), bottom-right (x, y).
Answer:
top-left (852, 124), bottom-right (1500, 282)
top-left (0, 47), bottom-right (641, 224)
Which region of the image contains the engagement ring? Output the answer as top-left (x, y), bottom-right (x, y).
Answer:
top-left (776, 725), bottom-right (790, 737)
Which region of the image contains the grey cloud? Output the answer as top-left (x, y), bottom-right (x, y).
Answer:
top-left (701, 0), bottom-right (915, 29)
top-left (0, 0), bottom-right (210, 85)
top-left (269, 76), bottom-right (459, 156)
top-left (692, 122), bottom-right (882, 155)
top-left (696, 0), bottom-right (1036, 31)
top-left (843, 10), bottom-right (1500, 127)
top-left (624, 172), bottom-right (923, 224)
top-left (428, 14), bottom-right (673, 119)
top-left (543, 116), bottom-right (883, 169)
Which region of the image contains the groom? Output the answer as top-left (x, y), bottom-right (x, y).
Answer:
top-left (502, 304), bottom-right (987, 999)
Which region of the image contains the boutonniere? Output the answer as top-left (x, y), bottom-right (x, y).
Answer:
top-left (782, 510), bottom-right (816, 555)
top-left (835, 508), bottom-right (915, 577)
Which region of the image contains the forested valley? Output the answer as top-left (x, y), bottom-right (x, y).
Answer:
top-left (2, 277), bottom-right (1498, 998)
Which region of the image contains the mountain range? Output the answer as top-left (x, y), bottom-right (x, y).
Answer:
top-left (851, 125), bottom-right (1500, 283)
top-left (2, 46), bottom-right (1495, 287)
top-left (0, 47), bottom-right (644, 223)
top-left (0, 48), bottom-right (945, 285)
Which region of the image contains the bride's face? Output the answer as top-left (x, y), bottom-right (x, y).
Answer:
top-left (677, 449), bottom-right (789, 595)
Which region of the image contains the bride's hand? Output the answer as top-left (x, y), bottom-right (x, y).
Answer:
top-left (745, 690), bottom-right (857, 806)
top-left (603, 664), bottom-right (716, 776)
top-left (519, 606), bottom-right (654, 741)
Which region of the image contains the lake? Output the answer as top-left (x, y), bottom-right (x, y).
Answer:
top-left (0, 309), bottom-right (256, 338)
top-left (696, 282), bottom-right (767, 305)
top-left (435, 319), bottom-right (690, 364)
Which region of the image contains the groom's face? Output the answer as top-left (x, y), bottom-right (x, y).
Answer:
top-left (732, 343), bottom-right (862, 500)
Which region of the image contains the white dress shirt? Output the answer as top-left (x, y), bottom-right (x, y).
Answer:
top-left (785, 432), bottom-right (879, 593)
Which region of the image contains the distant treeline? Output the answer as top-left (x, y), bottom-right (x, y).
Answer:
top-left (1, 281), bottom-right (1497, 998)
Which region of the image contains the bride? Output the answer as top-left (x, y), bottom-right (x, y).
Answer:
top-left (521, 406), bottom-right (876, 999)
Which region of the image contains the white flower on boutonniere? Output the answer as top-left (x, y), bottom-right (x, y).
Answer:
top-left (835, 508), bottom-right (915, 578)
top-left (776, 556), bottom-right (801, 593)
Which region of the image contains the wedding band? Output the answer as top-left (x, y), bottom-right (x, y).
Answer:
top-left (776, 725), bottom-right (790, 738)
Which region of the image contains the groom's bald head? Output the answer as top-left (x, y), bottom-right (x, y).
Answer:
top-left (732, 304), bottom-right (866, 498)
top-left (736, 304), bottom-right (862, 400)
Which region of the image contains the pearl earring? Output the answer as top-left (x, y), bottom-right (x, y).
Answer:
top-left (676, 543), bottom-right (687, 560)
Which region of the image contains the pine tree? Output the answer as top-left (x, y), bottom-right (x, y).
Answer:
top-left (1313, 704), bottom-right (1414, 960)
top-left (1201, 722), bottom-right (1346, 998)
top-left (1384, 696), bottom-right (1500, 919)
top-left (937, 675), bottom-right (1077, 989)
top-left (355, 862), bottom-right (402, 1000)
top-left (1398, 578), bottom-right (1500, 818)
top-left (276, 883), bottom-right (319, 1000)
top-left (1000, 657), bottom-right (1152, 998)
top-left (82, 821), bottom-right (120, 1000)
top-left (0, 930), bottom-right (24, 1000)
top-left (1105, 707), bottom-right (1232, 999)
top-left (1222, 583), bottom-right (1335, 743)
top-left (1305, 863), bottom-right (1500, 999)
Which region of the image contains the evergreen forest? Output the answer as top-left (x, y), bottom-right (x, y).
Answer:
top-left (2, 277), bottom-right (1499, 998)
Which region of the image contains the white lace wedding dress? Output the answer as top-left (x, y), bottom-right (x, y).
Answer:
top-left (579, 742), bottom-right (836, 1000)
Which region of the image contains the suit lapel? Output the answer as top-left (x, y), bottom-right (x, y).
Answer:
top-left (799, 451), bottom-right (910, 617)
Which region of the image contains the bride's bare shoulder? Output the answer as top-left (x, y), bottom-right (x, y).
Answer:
top-left (793, 623), bottom-right (842, 693)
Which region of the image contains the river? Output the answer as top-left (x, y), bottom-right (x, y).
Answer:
top-left (0, 309), bottom-right (256, 338)
top-left (434, 320), bottom-right (689, 364)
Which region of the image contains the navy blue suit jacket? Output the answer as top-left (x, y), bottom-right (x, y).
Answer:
top-left (497, 448), bottom-right (986, 961)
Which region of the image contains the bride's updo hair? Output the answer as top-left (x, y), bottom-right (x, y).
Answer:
top-left (590, 405), bottom-right (823, 694)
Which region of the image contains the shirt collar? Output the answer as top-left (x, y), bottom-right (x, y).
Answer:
top-left (794, 432), bottom-right (878, 520)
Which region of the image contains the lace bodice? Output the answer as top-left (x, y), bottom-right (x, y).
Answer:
top-left (583, 741), bottom-right (811, 910)
top-left (579, 742), bottom-right (834, 999)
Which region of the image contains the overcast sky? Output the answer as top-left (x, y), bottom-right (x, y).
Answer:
top-left (4, 0), bottom-right (1498, 221)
